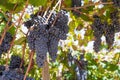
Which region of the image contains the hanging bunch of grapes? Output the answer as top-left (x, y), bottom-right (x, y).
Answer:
top-left (24, 10), bottom-right (69, 67)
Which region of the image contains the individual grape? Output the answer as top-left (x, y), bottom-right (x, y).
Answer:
top-left (35, 36), bottom-right (48, 67)
top-left (9, 55), bottom-right (22, 69)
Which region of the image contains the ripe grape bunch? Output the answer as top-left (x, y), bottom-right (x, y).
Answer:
top-left (9, 55), bottom-right (24, 69)
top-left (0, 55), bottom-right (34, 80)
top-left (0, 32), bottom-right (13, 57)
top-left (91, 15), bottom-right (104, 52)
top-left (92, 10), bottom-right (120, 52)
top-left (0, 69), bottom-right (34, 80)
top-left (24, 10), bottom-right (69, 67)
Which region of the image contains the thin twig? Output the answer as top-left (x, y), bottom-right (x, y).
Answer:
top-left (43, 0), bottom-right (55, 17)
top-left (62, 2), bottom-right (113, 10)
top-left (45, 0), bottom-right (61, 24)
top-left (24, 50), bottom-right (34, 80)
top-left (20, 42), bottom-right (26, 68)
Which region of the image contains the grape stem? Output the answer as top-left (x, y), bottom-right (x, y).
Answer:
top-left (43, 0), bottom-right (55, 17)
top-left (45, 0), bottom-right (62, 24)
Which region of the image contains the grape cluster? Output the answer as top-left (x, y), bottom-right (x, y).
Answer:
top-left (0, 69), bottom-right (34, 80)
top-left (91, 15), bottom-right (104, 52)
top-left (71, 0), bottom-right (81, 16)
top-left (92, 10), bottom-right (120, 52)
top-left (24, 10), bottom-right (69, 67)
top-left (0, 32), bottom-right (13, 57)
top-left (9, 55), bottom-right (24, 69)
top-left (0, 55), bottom-right (34, 80)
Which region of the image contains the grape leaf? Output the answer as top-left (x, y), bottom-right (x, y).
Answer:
top-left (29, 0), bottom-right (47, 6)
top-left (14, 37), bottom-right (26, 45)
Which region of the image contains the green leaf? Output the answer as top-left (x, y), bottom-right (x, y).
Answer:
top-left (29, 0), bottom-right (47, 6)
top-left (8, 0), bottom-right (25, 4)
top-left (80, 14), bottom-right (91, 21)
top-left (64, 0), bottom-right (72, 7)
top-left (8, 26), bottom-right (16, 35)
top-left (107, 63), bottom-right (118, 71)
top-left (0, 13), bottom-right (4, 19)
top-left (0, 0), bottom-right (24, 13)
top-left (14, 37), bottom-right (26, 45)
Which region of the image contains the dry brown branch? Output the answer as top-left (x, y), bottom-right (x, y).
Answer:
top-left (24, 50), bottom-right (35, 80)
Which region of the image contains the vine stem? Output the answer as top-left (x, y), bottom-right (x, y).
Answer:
top-left (42, 58), bottom-right (50, 80)
top-left (62, 2), bottom-right (113, 10)
top-left (24, 50), bottom-right (35, 80)
top-left (20, 42), bottom-right (26, 68)
top-left (5, 0), bottom-right (29, 70)
top-left (45, 0), bottom-right (61, 24)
